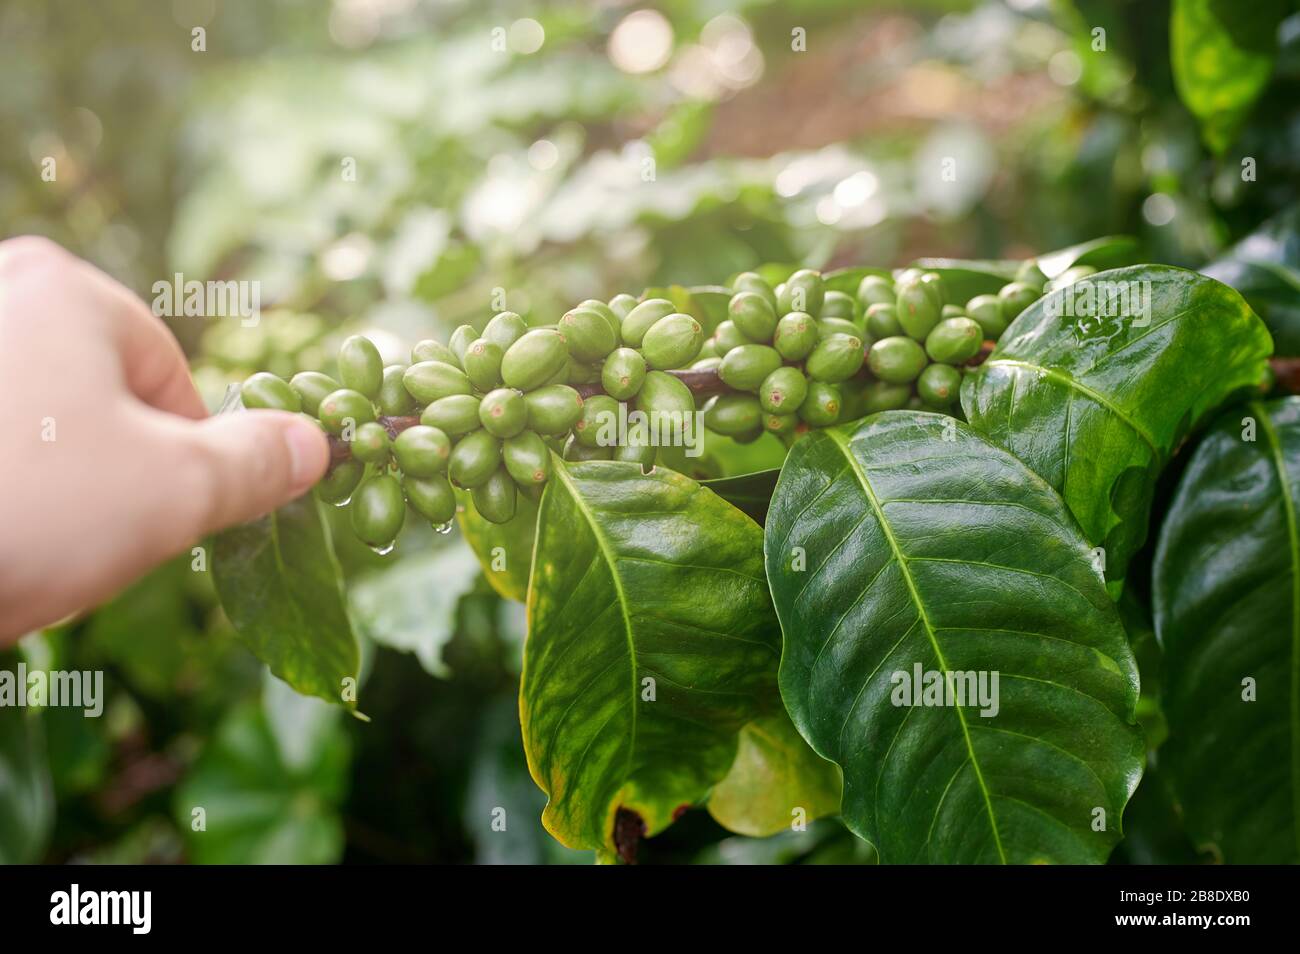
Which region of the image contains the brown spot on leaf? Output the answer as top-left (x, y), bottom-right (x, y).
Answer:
top-left (613, 807), bottom-right (646, 865)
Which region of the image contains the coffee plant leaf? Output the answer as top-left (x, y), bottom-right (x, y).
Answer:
top-left (1171, 0), bottom-right (1287, 153)
top-left (907, 259), bottom-right (1019, 302)
top-left (458, 491), bottom-right (538, 602)
top-left (707, 710), bottom-right (843, 838)
top-left (823, 266), bottom-right (890, 295)
top-left (962, 265), bottom-right (1272, 585)
top-left (213, 495), bottom-right (360, 709)
top-left (1202, 204), bottom-right (1300, 355)
top-left (700, 468), bottom-right (780, 525)
top-left (1153, 397), bottom-right (1300, 863)
top-left (766, 412), bottom-right (1144, 863)
top-left (1035, 235), bottom-right (1139, 278)
top-left (521, 460), bottom-right (781, 855)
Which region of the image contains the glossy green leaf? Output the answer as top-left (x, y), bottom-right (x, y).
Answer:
top-left (350, 541), bottom-right (482, 677)
top-left (823, 266), bottom-right (890, 295)
top-left (0, 651), bottom-right (52, 864)
top-left (213, 494), bottom-right (360, 708)
top-left (962, 265), bottom-right (1272, 584)
top-left (1035, 236), bottom-right (1139, 279)
top-left (458, 491), bottom-right (538, 602)
top-left (700, 468), bottom-right (780, 525)
top-left (1171, 0), bottom-right (1286, 152)
top-left (766, 412), bottom-right (1144, 864)
top-left (521, 460), bottom-right (781, 855)
top-left (1203, 205), bottom-right (1300, 355)
top-left (1153, 397), bottom-right (1300, 862)
top-left (707, 710), bottom-right (842, 838)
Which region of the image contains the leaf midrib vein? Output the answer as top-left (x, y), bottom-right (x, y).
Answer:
top-left (829, 429), bottom-right (1008, 864)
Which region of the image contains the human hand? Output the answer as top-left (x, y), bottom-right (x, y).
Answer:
top-left (0, 237), bottom-right (329, 643)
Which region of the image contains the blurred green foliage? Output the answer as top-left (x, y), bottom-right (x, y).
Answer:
top-left (2, 0), bottom-right (1298, 864)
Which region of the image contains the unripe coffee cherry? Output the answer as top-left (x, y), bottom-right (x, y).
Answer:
top-left (351, 474), bottom-right (406, 548)
top-left (601, 348), bottom-right (647, 401)
top-left (241, 372), bottom-right (301, 412)
top-left (478, 388), bottom-right (528, 439)
top-left (338, 335), bottom-right (384, 398)
top-left (403, 473), bottom-right (456, 525)
top-left (393, 425), bottom-right (452, 476)
top-left (421, 394), bottom-right (482, 436)
top-left (448, 429), bottom-right (502, 489)
top-left (351, 421), bottom-right (391, 463)
top-left (319, 388), bottom-right (376, 435)
top-left (290, 371), bottom-right (340, 416)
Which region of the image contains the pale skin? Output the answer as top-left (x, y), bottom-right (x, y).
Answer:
top-left (0, 237), bottom-right (330, 644)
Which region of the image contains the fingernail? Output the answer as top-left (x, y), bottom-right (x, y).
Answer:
top-left (284, 416), bottom-right (328, 489)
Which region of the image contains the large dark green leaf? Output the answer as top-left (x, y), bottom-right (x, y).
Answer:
top-left (521, 460), bottom-right (781, 856)
top-left (1202, 205), bottom-right (1300, 355)
top-left (700, 468), bottom-right (780, 525)
top-left (1171, 0), bottom-right (1287, 153)
top-left (707, 710), bottom-right (842, 838)
top-left (1153, 397), bottom-right (1300, 862)
top-left (766, 412), bottom-right (1143, 864)
top-left (213, 494), bottom-right (360, 708)
top-left (962, 265), bottom-right (1272, 584)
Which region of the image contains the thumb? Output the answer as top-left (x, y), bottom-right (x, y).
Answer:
top-left (174, 410), bottom-right (331, 536)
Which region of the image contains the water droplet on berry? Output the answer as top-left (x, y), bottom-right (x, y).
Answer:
top-left (369, 542), bottom-right (396, 555)
top-left (433, 522), bottom-right (453, 535)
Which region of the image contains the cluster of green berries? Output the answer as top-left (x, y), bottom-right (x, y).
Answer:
top-left (238, 262), bottom-right (1047, 549)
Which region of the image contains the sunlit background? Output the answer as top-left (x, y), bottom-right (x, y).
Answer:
top-left (1, 0), bottom-right (1297, 864)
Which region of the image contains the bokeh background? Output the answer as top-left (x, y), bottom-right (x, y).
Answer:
top-left (2, 0), bottom-right (1297, 864)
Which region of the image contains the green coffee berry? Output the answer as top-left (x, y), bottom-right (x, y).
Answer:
top-left (941, 304), bottom-right (966, 320)
top-left (798, 382), bottom-right (841, 426)
top-left (421, 394), bottom-right (482, 436)
top-left (412, 338), bottom-right (461, 368)
top-left (403, 473), bottom-right (456, 525)
top-left (560, 307), bottom-right (618, 362)
top-left (523, 385), bottom-right (583, 436)
top-left (636, 372), bottom-right (695, 439)
top-left (759, 366), bottom-right (809, 415)
top-left (763, 412), bottom-right (798, 435)
top-left (779, 269), bottom-right (825, 316)
top-left (690, 356), bottom-right (722, 371)
top-left (602, 347), bottom-right (647, 400)
top-left (620, 298), bottom-right (676, 348)
top-left (704, 393), bottom-right (763, 436)
top-left (713, 319), bottom-right (748, 354)
top-left (563, 436), bottom-right (613, 461)
top-left (574, 299), bottom-right (622, 340)
top-left (376, 364), bottom-right (415, 416)
top-left (317, 460), bottom-right (364, 504)
top-left (241, 372), bottom-right (301, 412)
top-left (696, 338), bottom-right (720, 360)
top-left (290, 371), bottom-right (341, 416)
top-left (641, 313), bottom-right (703, 370)
top-left (403, 361), bottom-right (473, 403)
top-left (472, 467), bottom-right (518, 524)
top-left (862, 380), bottom-right (912, 414)
top-left (448, 429), bottom-right (502, 489)
top-left (729, 292), bottom-right (778, 343)
top-left (925, 316), bottom-right (983, 365)
top-left (965, 294), bottom-right (1008, 339)
top-left (895, 267), bottom-right (923, 285)
top-left (1046, 264), bottom-right (1097, 292)
top-left (483, 311), bottom-right (528, 350)
top-left (919, 272), bottom-right (947, 308)
top-left (773, 312), bottom-right (819, 361)
top-left (338, 335), bottom-right (384, 398)
top-left (867, 336), bottom-right (927, 384)
top-left (806, 333), bottom-right (865, 383)
top-left (866, 303), bottom-right (904, 340)
top-left (463, 338), bottom-right (505, 391)
top-left (392, 425), bottom-right (451, 476)
top-left (1015, 259), bottom-right (1048, 291)
top-left (610, 440), bottom-right (654, 467)
top-left (720, 343), bottom-right (782, 392)
top-left (564, 357), bottom-right (602, 386)
top-left (820, 290), bottom-right (857, 321)
top-left (503, 430), bottom-right (551, 489)
top-left (817, 317), bottom-right (861, 340)
top-left (318, 388), bottom-right (376, 435)
top-left (608, 294), bottom-right (640, 320)
top-left (896, 281), bottom-right (941, 340)
top-left (917, 363), bottom-right (962, 407)
top-left (857, 275), bottom-right (895, 309)
top-left (351, 421), bottom-right (391, 464)
top-left (501, 329), bottom-right (569, 391)
top-left (351, 474), bottom-right (406, 548)
top-left (478, 388), bottom-right (528, 439)
top-left (575, 394), bottom-right (619, 448)
top-left (449, 324), bottom-right (478, 364)
top-left (733, 271), bottom-right (778, 312)
top-left (998, 281), bottom-right (1040, 322)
